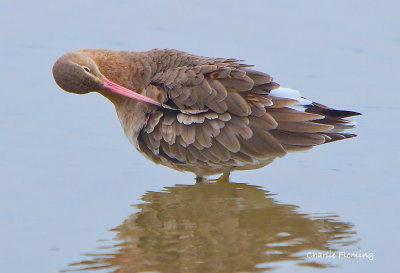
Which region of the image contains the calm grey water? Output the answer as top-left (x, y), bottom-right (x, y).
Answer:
top-left (1, 1), bottom-right (399, 272)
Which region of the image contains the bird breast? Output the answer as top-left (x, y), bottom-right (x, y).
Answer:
top-left (115, 99), bottom-right (151, 149)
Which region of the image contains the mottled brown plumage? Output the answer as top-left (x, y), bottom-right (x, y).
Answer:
top-left (53, 49), bottom-right (360, 181)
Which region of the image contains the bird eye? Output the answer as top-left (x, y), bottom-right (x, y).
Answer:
top-left (82, 66), bottom-right (91, 73)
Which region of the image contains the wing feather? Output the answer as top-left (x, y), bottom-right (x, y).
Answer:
top-left (132, 51), bottom-right (359, 175)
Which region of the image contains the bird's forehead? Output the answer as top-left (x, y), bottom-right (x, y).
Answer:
top-left (55, 51), bottom-right (94, 68)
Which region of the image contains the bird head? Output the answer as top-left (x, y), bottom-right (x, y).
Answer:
top-left (53, 51), bottom-right (104, 94)
top-left (52, 51), bottom-right (162, 107)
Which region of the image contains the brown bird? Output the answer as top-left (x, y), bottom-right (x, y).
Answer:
top-left (53, 49), bottom-right (360, 182)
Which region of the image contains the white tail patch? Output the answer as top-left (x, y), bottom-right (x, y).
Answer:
top-left (269, 87), bottom-right (312, 111)
top-left (326, 122), bottom-right (358, 133)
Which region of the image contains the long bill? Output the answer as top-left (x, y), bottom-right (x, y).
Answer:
top-left (103, 78), bottom-right (163, 107)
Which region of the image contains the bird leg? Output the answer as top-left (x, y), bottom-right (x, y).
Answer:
top-left (196, 175), bottom-right (207, 184)
top-left (214, 172), bottom-right (231, 183)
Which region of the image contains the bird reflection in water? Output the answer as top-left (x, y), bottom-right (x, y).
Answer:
top-left (65, 182), bottom-right (357, 272)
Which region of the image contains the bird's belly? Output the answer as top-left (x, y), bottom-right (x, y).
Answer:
top-left (171, 156), bottom-right (277, 176)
